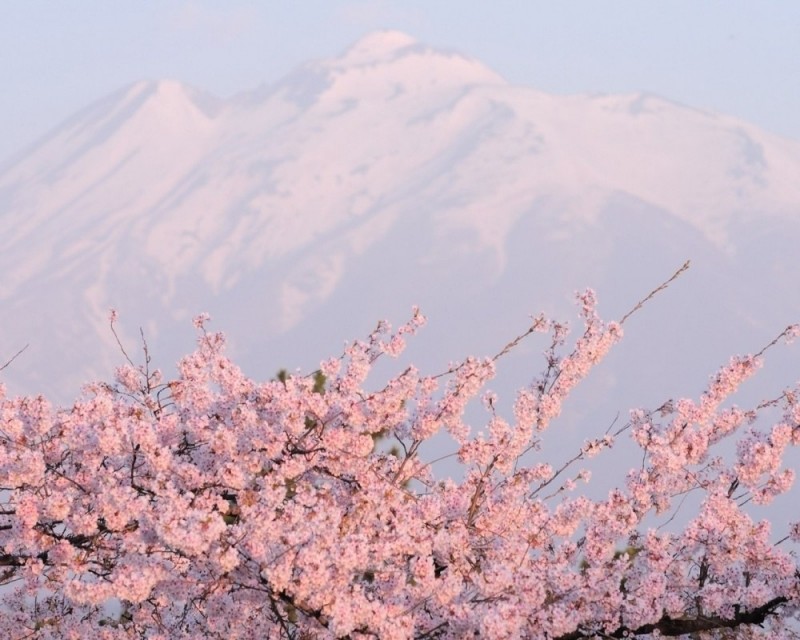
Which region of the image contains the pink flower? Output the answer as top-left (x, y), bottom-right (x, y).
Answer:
top-left (1, 292), bottom-right (798, 638)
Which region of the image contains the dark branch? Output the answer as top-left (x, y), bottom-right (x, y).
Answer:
top-left (555, 596), bottom-right (789, 639)
top-left (0, 343), bottom-right (29, 372)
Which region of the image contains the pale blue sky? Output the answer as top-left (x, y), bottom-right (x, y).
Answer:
top-left (1, 1), bottom-right (798, 163)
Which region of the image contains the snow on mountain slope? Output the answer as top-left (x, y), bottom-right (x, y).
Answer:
top-left (0, 30), bottom-right (798, 407)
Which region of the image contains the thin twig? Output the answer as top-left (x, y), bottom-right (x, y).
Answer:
top-left (109, 317), bottom-right (136, 369)
top-left (754, 324), bottom-right (799, 358)
top-left (0, 344), bottom-right (29, 372)
top-left (431, 321), bottom-right (544, 381)
top-left (492, 326), bottom-right (538, 362)
top-left (619, 260), bottom-right (691, 325)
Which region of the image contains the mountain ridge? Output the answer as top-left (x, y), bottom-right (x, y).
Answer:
top-left (0, 30), bottom-right (798, 406)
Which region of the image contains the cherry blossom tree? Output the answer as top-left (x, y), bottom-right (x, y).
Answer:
top-left (2, 263), bottom-right (800, 639)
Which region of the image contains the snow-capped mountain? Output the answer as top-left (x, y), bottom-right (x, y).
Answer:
top-left (1, 31), bottom-right (798, 418)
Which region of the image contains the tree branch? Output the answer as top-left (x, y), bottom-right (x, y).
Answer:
top-left (0, 343), bottom-right (29, 372)
top-left (555, 596), bottom-right (789, 639)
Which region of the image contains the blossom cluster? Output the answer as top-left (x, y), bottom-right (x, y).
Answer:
top-left (1, 291), bottom-right (799, 639)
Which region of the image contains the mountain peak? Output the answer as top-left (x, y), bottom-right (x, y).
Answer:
top-left (122, 79), bottom-right (222, 119)
top-left (324, 30), bottom-right (504, 92)
top-left (340, 30), bottom-right (418, 65)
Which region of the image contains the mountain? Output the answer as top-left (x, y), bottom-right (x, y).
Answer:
top-left (1, 30), bottom-right (798, 428)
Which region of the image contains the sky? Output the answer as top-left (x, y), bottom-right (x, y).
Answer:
top-left (1, 1), bottom-right (799, 164)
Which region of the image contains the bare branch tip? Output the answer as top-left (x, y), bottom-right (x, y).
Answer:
top-left (0, 343), bottom-right (29, 372)
top-left (619, 259), bottom-right (692, 326)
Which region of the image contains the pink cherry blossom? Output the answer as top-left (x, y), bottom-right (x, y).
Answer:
top-left (1, 270), bottom-right (799, 638)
